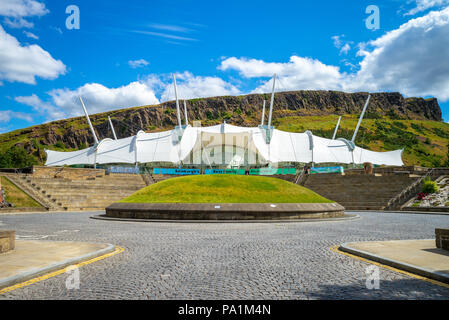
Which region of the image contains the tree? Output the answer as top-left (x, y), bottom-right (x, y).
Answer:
top-left (0, 146), bottom-right (38, 168)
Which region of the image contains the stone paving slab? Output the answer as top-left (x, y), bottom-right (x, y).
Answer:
top-left (0, 240), bottom-right (114, 289)
top-left (340, 240), bottom-right (449, 284)
top-left (1, 211), bottom-right (449, 299)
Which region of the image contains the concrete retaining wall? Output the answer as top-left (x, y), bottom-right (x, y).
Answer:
top-left (0, 230), bottom-right (15, 253)
top-left (106, 202), bottom-right (345, 220)
top-left (32, 166), bottom-right (105, 180)
top-left (436, 228), bottom-right (449, 250)
top-left (402, 206), bottom-right (449, 212)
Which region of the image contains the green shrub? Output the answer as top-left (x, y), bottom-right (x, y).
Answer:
top-left (54, 141), bottom-right (65, 149)
top-left (221, 111), bottom-right (232, 119)
top-left (422, 179), bottom-right (439, 193)
top-left (392, 121), bottom-right (407, 129)
top-left (206, 111), bottom-right (214, 120)
top-left (78, 142), bottom-right (87, 150)
top-left (0, 146), bottom-right (38, 168)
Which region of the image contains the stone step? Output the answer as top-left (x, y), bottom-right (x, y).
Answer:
top-left (28, 180), bottom-right (145, 187)
top-left (60, 202), bottom-right (117, 208)
top-left (344, 206), bottom-right (385, 210)
top-left (305, 182), bottom-right (413, 187)
top-left (39, 187), bottom-right (142, 194)
top-left (305, 180), bottom-right (414, 186)
top-left (309, 192), bottom-right (400, 199)
top-left (308, 188), bottom-right (403, 194)
top-left (333, 200), bottom-right (390, 205)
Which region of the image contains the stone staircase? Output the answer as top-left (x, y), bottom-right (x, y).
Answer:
top-left (151, 174), bottom-right (179, 183)
top-left (302, 173), bottom-right (420, 210)
top-left (3, 172), bottom-right (146, 211)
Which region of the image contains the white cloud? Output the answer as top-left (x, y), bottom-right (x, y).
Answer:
top-left (15, 93), bottom-right (66, 120)
top-left (405, 0), bottom-right (449, 15)
top-left (0, 25), bottom-right (66, 84)
top-left (13, 72), bottom-right (240, 122)
top-left (149, 23), bottom-right (192, 33)
top-left (50, 82), bottom-right (160, 118)
top-left (159, 72), bottom-right (240, 101)
top-left (0, 0), bottom-right (48, 17)
top-left (128, 59), bottom-right (149, 69)
top-left (351, 6), bottom-right (449, 101)
top-left (331, 35), bottom-right (353, 55)
top-left (131, 30), bottom-right (198, 41)
top-left (23, 30), bottom-right (38, 39)
top-left (219, 7), bottom-right (449, 103)
top-left (50, 26), bottom-right (63, 34)
top-left (3, 16), bottom-right (34, 28)
top-left (0, 110), bottom-right (33, 123)
top-left (219, 56), bottom-right (344, 92)
top-left (340, 43), bottom-right (351, 55)
top-left (16, 82), bottom-right (160, 121)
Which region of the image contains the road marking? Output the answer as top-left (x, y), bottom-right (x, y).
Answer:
top-left (330, 245), bottom-right (449, 289)
top-left (0, 246), bottom-right (125, 295)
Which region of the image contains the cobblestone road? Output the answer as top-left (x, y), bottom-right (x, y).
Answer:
top-left (0, 211), bottom-right (448, 299)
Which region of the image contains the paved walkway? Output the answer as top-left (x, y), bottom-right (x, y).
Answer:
top-left (0, 210), bottom-right (448, 299)
top-left (0, 240), bottom-right (114, 289)
top-left (340, 240), bottom-right (449, 283)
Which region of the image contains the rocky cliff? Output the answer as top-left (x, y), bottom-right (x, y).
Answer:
top-left (0, 90), bottom-right (443, 164)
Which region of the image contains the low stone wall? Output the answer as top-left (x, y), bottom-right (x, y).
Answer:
top-left (342, 165), bottom-right (427, 176)
top-left (0, 230), bottom-right (15, 253)
top-left (436, 228), bottom-right (449, 250)
top-left (106, 202), bottom-right (345, 220)
top-left (402, 206), bottom-right (449, 212)
top-left (32, 166), bottom-right (105, 180)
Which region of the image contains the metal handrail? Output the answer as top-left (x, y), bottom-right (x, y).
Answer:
top-left (295, 167), bottom-right (306, 185)
top-left (144, 167), bottom-right (155, 185)
top-left (385, 168), bottom-right (435, 210)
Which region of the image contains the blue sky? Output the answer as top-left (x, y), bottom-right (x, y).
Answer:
top-left (1, 0), bottom-right (449, 133)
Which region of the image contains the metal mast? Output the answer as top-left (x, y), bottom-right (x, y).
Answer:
top-left (108, 116), bottom-right (117, 140)
top-left (172, 73), bottom-right (182, 129)
top-left (183, 100), bottom-right (188, 126)
top-left (351, 94), bottom-right (371, 143)
top-left (79, 96), bottom-right (99, 145)
top-left (267, 74), bottom-right (276, 128)
top-left (331, 116), bottom-right (342, 140)
top-left (261, 100), bottom-right (266, 125)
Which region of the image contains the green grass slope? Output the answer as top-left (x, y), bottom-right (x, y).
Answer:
top-left (1, 176), bottom-right (42, 208)
top-left (274, 115), bottom-right (449, 167)
top-left (120, 174), bottom-right (333, 203)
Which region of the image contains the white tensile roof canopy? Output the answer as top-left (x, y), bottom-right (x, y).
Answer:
top-left (45, 75), bottom-right (404, 167)
top-left (45, 123), bottom-right (403, 167)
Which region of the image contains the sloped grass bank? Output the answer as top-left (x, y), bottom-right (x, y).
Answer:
top-left (120, 174), bottom-right (333, 204)
top-left (1, 176), bottom-right (42, 208)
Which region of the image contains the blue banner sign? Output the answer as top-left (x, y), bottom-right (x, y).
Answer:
top-left (310, 166), bottom-right (344, 174)
top-left (153, 168), bottom-right (200, 175)
top-left (108, 166), bottom-right (140, 174)
top-left (249, 168), bottom-right (296, 175)
top-left (204, 169), bottom-right (246, 175)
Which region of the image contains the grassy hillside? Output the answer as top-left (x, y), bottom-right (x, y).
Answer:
top-left (120, 174), bottom-right (333, 203)
top-left (274, 115), bottom-right (449, 167)
top-left (0, 90), bottom-right (448, 168)
top-left (0, 114), bottom-right (448, 168)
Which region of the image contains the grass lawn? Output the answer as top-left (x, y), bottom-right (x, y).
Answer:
top-left (1, 176), bottom-right (42, 208)
top-left (120, 174), bottom-right (333, 203)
